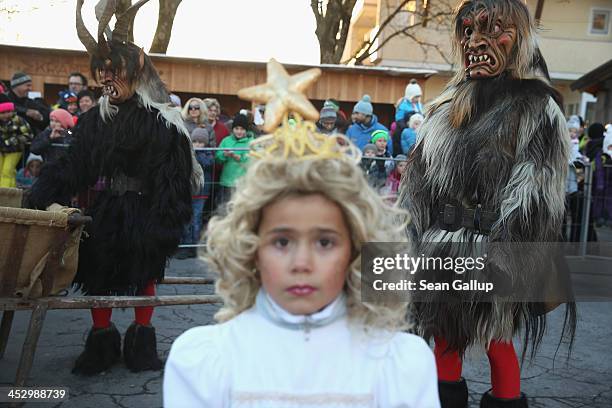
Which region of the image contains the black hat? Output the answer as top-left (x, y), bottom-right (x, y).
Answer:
top-left (232, 113), bottom-right (250, 130)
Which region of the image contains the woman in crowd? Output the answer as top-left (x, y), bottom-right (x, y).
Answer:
top-left (181, 97), bottom-right (213, 137)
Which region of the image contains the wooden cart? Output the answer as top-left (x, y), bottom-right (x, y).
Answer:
top-left (0, 187), bottom-right (220, 391)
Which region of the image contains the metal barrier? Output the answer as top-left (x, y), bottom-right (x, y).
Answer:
top-left (20, 144), bottom-right (612, 252)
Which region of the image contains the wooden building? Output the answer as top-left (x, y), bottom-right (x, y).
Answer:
top-left (0, 44), bottom-right (436, 126)
top-left (571, 59), bottom-right (612, 124)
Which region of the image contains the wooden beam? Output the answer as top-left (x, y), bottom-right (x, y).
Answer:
top-left (160, 277), bottom-right (214, 285)
top-left (0, 295), bottom-right (222, 311)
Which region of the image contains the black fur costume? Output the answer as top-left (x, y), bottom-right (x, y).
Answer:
top-left (26, 0), bottom-right (200, 375)
top-left (29, 99), bottom-right (193, 295)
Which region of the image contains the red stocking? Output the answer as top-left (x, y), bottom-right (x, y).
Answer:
top-left (91, 308), bottom-right (112, 329)
top-left (134, 280), bottom-right (156, 326)
top-left (434, 336), bottom-right (462, 382)
top-left (487, 340), bottom-right (521, 399)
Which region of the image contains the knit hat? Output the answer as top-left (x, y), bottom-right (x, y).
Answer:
top-left (0, 94), bottom-right (14, 113)
top-left (191, 127), bottom-right (210, 145)
top-left (362, 144), bottom-right (377, 154)
top-left (324, 99), bottom-right (340, 112)
top-left (50, 108), bottom-right (75, 129)
top-left (353, 95), bottom-right (373, 116)
top-left (11, 72), bottom-right (32, 88)
top-left (409, 113), bottom-right (424, 128)
top-left (404, 79), bottom-right (422, 101)
top-left (232, 113), bottom-right (250, 130)
top-left (26, 153), bottom-right (43, 165)
top-left (371, 129), bottom-right (389, 143)
top-left (394, 154), bottom-right (408, 162)
top-left (320, 107), bottom-right (337, 120)
top-left (567, 115), bottom-right (581, 130)
top-left (59, 90), bottom-right (78, 106)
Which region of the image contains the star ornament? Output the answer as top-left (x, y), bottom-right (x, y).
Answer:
top-left (238, 58), bottom-right (322, 133)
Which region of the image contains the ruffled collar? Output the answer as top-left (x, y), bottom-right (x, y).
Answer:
top-left (256, 288), bottom-right (346, 330)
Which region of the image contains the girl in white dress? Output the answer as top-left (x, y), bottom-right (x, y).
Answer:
top-left (163, 118), bottom-right (440, 408)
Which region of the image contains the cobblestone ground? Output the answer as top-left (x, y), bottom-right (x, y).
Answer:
top-left (1, 230), bottom-right (611, 407)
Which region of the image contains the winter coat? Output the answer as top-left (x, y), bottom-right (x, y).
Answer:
top-left (346, 115), bottom-right (389, 152)
top-left (215, 133), bottom-right (254, 187)
top-left (6, 90), bottom-right (50, 133)
top-left (401, 127), bottom-right (418, 155)
top-left (30, 127), bottom-right (75, 164)
top-left (395, 99), bottom-right (423, 122)
top-left (0, 114), bottom-right (33, 153)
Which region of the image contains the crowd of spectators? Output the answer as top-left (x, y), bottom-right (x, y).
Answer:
top-left (3, 69), bottom-right (611, 253)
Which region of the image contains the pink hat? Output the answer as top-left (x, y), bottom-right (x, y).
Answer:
top-left (0, 102), bottom-right (14, 113)
top-left (50, 108), bottom-right (74, 129)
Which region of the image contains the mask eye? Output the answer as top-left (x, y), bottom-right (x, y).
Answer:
top-left (493, 23), bottom-right (502, 35)
top-left (464, 27), bottom-right (473, 37)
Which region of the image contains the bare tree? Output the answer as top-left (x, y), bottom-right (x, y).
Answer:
top-left (311, 0), bottom-right (455, 65)
top-left (149, 0), bottom-right (182, 54)
top-left (348, 0), bottom-right (455, 65)
top-left (311, 0), bottom-right (359, 64)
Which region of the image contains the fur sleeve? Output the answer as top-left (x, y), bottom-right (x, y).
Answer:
top-left (398, 137), bottom-right (431, 242)
top-left (145, 124), bottom-right (193, 250)
top-left (491, 97), bottom-right (570, 242)
top-left (28, 118), bottom-right (98, 209)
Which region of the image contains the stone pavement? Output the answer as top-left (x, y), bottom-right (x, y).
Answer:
top-left (1, 237), bottom-right (612, 407)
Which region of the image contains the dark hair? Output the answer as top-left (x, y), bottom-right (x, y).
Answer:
top-left (68, 72), bottom-right (88, 87)
top-left (77, 89), bottom-right (95, 103)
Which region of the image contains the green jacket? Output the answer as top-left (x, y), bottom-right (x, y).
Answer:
top-left (215, 133), bottom-right (254, 187)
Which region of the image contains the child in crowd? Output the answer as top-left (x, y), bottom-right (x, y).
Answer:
top-left (381, 154), bottom-right (408, 203)
top-left (77, 90), bottom-right (96, 115)
top-left (215, 113), bottom-right (254, 207)
top-left (363, 130), bottom-right (394, 190)
top-left (30, 108), bottom-right (75, 164)
top-left (175, 128), bottom-right (215, 259)
top-left (58, 90), bottom-right (79, 117)
top-left (395, 79), bottom-right (423, 123)
top-left (164, 118), bottom-right (439, 407)
top-left (16, 153), bottom-right (43, 189)
top-left (316, 106), bottom-right (338, 135)
top-left (400, 113), bottom-right (424, 155)
top-left (0, 95), bottom-right (33, 187)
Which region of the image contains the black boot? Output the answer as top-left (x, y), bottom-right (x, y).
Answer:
top-left (123, 322), bottom-right (163, 372)
top-left (72, 323), bottom-right (121, 376)
top-left (439, 378), bottom-right (469, 408)
top-left (480, 391), bottom-right (528, 408)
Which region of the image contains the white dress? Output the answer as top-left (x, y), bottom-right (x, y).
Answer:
top-left (163, 290), bottom-right (440, 408)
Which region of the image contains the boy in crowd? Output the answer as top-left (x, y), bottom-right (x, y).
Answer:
top-left (316, 106), bottom-right (338, 135)
top-left (215, 114), bottom-right (254, 207)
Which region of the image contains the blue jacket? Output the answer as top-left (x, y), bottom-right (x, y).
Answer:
top-left (395, 99), bottom-right (423, 122)
top-left (346, 115), bottom-right (390, 153)
top-left (401, 127), bottom-right (418, 155)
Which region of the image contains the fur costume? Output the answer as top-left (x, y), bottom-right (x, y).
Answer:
top-left (28, 0), bottom-right (198, 374)
top-left (399, 1), bottom-right (575, 406)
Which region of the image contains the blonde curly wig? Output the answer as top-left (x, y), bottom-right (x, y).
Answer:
top-left (205, 151), bottom-right (412, 332)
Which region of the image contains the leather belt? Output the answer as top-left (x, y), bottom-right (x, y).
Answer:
top-left (437, 203), bottom-right (498, 235)
top-left (109, 174), bottom-right (147, 196)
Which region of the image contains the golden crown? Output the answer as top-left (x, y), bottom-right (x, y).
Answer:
top-left (249, 114), bottom-right (361, 163)
top-left (237, 58), bottom-right (361, 164)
